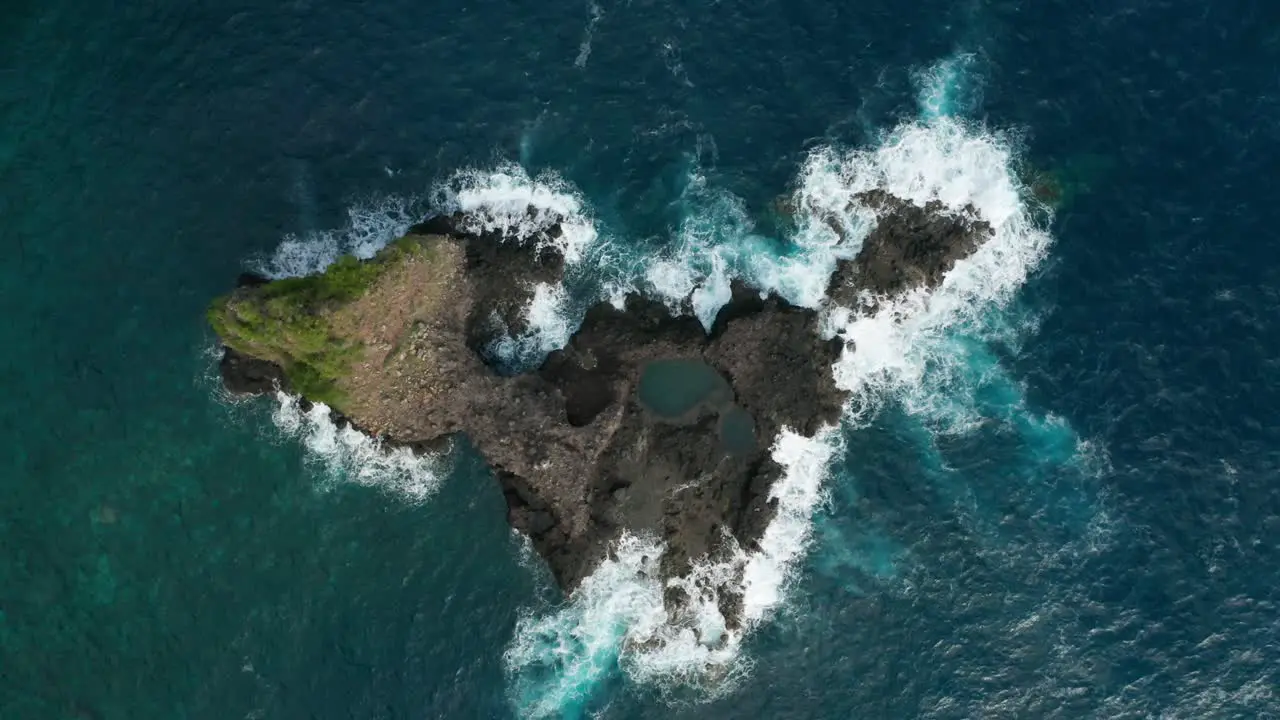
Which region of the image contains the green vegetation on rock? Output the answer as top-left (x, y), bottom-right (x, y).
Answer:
top-left (207, 236), bottom-right (425, 408)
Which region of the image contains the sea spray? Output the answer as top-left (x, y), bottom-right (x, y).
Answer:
top-left (814, 117), bottom-right (1054, 419)
top-left (642, 161), bottom-right (866, 327)
top-left (271, 393), bottom-right (444, 502)
top-left (739, 427), bottom-right (844, 623)
top-left (433, 164), bottom-right (600, 265)
top-left (488, 281), bottom-right (577, 367)
top-left (252, 194), bottom-right (421, 279)
top-left (504, 534), bottom-right (671, 719)
top-left (434, 164), bottom-right (620, 368)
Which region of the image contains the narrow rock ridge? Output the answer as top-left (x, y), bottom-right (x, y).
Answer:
top-left (211, 193), bottom-right (992, 631)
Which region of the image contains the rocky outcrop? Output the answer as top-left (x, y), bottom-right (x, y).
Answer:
top-left (211, 192), bottom-right (992, 632)
top-left (826, 190), bottom-right (992, 306)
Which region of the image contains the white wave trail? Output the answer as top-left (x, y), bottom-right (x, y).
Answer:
top-left (271, 393), bottom-right (443, 502)
top-left (575, 0), bottom-right (604, 69)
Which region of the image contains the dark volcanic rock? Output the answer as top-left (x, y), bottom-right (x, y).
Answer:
top-left (220, 346), bottom-right (287, 395)
top-left (212, 192), bottom-right (991, 633)
top-left (826, 189), bottom-right (994, 306)
top-left (512, 286), bottom-right (846, 595)
top-left (235, 272), bottom-right (271, 289)
top-left (411, 210), bottom-right (566, 354)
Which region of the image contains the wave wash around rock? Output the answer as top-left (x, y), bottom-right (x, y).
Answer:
top-left (206, 190), bottom-right (994, 662)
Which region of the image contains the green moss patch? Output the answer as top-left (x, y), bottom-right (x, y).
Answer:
top-left (207, 236), bottom-right (427, 408)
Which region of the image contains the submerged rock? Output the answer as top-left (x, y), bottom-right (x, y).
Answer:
top-left (208, 193), bottom-right (991, 633)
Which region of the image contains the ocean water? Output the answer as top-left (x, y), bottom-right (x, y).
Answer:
top-left (4, 1), bottom-right (1280, 718)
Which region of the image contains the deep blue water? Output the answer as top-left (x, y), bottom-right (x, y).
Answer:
top-left (4, 1), bottom-right (1280, 718)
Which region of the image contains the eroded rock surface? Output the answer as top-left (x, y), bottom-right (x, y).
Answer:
top-left (827, 189), bottom-right (993, 306)
top-left (211, 193), bottom-right (992, 630)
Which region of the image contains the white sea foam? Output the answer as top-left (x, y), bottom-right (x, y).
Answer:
top-left (489, 281), bottom-right (577, 364)
top-left (252, 195), bottom-right (420, 279)
top-left (245, 59), bottom-right (1084, 713)
top-left (271, 393), bottom-right (443, 502)
top-left (739, 427), bottom-right (844, 622)
top-left (434, 164), bottom-right (607, 365)
top-left (817, 117), bottom-right (1054, 425)
top-left (642, 165), bottom-right (858, 328)
top-left (506, 425), bottom-right (840, 717)
top-left (434, 164), bottom-right (599, 265)
top-left (237, 197), bottom-right (447, 496)
top-left (505, 533), bottom-right (670, 718)
top-left (648, 169), bottom-right (759, 325)
top-left (248, 167), bottom-right (612, 484)
top-left (915, 52), bottom-right (981, 121)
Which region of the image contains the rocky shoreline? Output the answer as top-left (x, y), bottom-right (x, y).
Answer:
top-left (209, 192), bottom-right (992, 633)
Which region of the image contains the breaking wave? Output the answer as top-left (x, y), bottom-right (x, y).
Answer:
top-left (271, 392), bottom-right (444, 503)
top-left (251, 194), bottom-right (420, 279)
top-left (432, 164), bottom-right (600, 265)
top-left (433, 164), bottom-right (617, 368)
top-left (488, 281), bottom-right (577, 365)
top-left (816, 116), bottom-right (1053, 423)
top-left (504, 427), bottom-right (840, 716)
top-left (641, 158), bottom-right (866, 328)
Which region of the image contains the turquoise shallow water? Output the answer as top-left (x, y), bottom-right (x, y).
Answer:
top-left (5, 0), bottom-right (1280, 718)
top-left (636, 359), bottom-right (729, 419)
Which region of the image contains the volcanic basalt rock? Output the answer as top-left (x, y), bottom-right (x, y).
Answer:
top-left (826, 189), bottom-right (992, 306)
top-left (209, 194), bottom-right (992, 631)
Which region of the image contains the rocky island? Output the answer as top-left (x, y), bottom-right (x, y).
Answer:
top-left (208, 192), bottom-right (992, 632)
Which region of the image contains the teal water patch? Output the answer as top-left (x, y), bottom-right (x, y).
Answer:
top-left (811, 516), bottom-right (903, 594)
top-left (636, 359), bottom-right (731, 419)
top-left (718, 407), bottom-right (757, 456)
top-left (915, 52), bottom-right (981, 121)
top-left (898, 327), bottom-right (1108, 550)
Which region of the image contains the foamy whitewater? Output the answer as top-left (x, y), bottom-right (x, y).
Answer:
top-left (236, 59), bottom-right (1100, 717)
top-left (271, 393), bottom-right (445, 503)
top-left (433, 164), bottom-right (600, 265)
